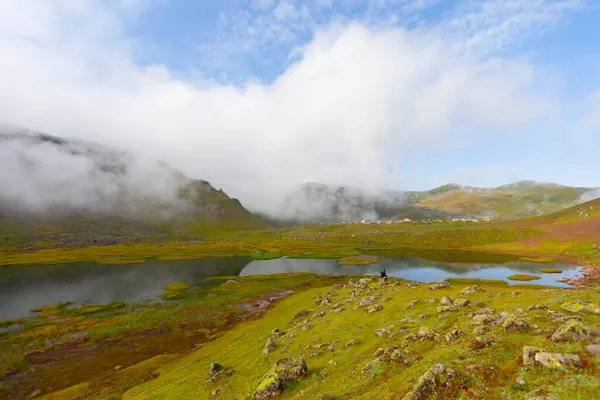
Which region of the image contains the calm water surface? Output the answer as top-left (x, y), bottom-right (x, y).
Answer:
top-left (0, 256), bottom-right (583, 320)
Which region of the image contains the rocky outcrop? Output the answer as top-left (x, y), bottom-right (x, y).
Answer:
top-left (252, 358), bottom-right (308, 399)
top-left (402, 364), bottom-right (456, 400)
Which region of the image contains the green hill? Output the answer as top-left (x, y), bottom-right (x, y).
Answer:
top-left (269, 181), bottom-right (596, 226)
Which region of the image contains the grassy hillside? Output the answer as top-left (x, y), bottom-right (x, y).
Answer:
top-left (6, 274), bottom-right (598, 400)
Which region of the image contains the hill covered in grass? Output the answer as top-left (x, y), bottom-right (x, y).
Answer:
top-left (11, 274), bottom-right (598, 400)
top-left (266, 181), bottom-right (596, 226)
top-left (0, 131), bottom-right (267, 249)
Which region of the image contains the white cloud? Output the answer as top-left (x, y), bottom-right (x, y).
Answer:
top-left (0, 0), bottom-right (582, 216)
top-left (274, 0), bottom-right (297, 20)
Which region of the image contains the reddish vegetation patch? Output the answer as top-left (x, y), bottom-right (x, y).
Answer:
top-left (0, 289), bottom-right (304, 399)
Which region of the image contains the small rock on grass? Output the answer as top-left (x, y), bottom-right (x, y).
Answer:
top-left (263, 338), bottom-right (277, 355)
top-left (430, 281), bottom-right (449, 290)
top-left (522, 346), bottom-right (546, 365)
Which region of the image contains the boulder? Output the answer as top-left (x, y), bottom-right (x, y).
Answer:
top-left (358, 298), bottom-right (373, 307)
top-left (402, 363), bottom-right (456, 400)
top-left (439, 296), bottom-right (454, 306)
top-left (522, 346), bottom-right (546, 365)
top-left (472, 326), bottom-right (489, 335)
top-left (294, 310), bottom-right (311, 319)
top-left (376, 326), bottom-right (393, 337)
top-left (430, 281), bottom-right (449, 290)
top-left (551, 320), bottom-right (600, 342)
top-left (367, 304), bottom-right (383, 313)
top-left (263, 338), bottom-right (277, 355)
top-left (502, 315), bottom-right (530, 333)
top-left (445, 329), bottom-right (461, 342)
top-left (454, 298), bottom-right (470, 307)
top-left (209, 362), bottom-right (224, 375)
top-left (534, 352), bottom-right (581, 369)
top-left (561, 300), bottom-right (600, 315)
top-left (585, 344), bottom-right (600, 356)
top-left (460, 285), bottom-right (483, 296)
top-left (271, 329), bottom-right (283, 339)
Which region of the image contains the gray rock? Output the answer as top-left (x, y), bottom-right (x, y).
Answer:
top-left (430, 281), bottom-right (450, 290)
top-left (551, 320), bottom-right (600, 342)
top-left (401, 363), bottom-right (455, 400)
top-left (534, 352), bottom-right (581, 369)
top-left (502, 315), bottom-right (530, 332)
top-left (522, 346), bottom-right (546, 365)
top-left (263, 338), bottom-right (277, 355)
top-left (454, 298), bottom-right (470, 307)
top-left (439, 296), bottom-right (454, 306)
top-left (367, 304), bottom-right (383, 313)
top-left (585, 344), bottom-right (600, 356)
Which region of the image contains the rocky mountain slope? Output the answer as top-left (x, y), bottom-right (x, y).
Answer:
top-left (0, 131), bottom-right (266, 248)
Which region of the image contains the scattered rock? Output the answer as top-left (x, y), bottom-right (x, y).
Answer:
top-left (523, 346), bottom-right (546, 365)
top-left (263, 338), bottom-right (277, 355)
top-left (318, 395), bottom-right (334, 400)
top-left (585, 344), bottom-right (600, 356)
top-left (271, 329), bottom-right (283, 339)
top-left (114, 365), bottom-right (123, 371)
top-left (376, 326), bottom-right (393, 337)
top-left (515, 376), bottom-right (527, 387)
top-left (408, 300), bottom-right (420, 309)
top-left (561, 300), bottom-right (600, 315)
top-left (358, 298), bottom-right (373, 307)
top-left (210, 363), bottom-right (224, 375)
top-left (294, 310), bottom-right (312, 319)
top-left (211, 388), bottom-right (222, 396)
top-left (328, 344), bottom-right (336, 352)
top-left (445, 329), bottom-right (461, 342)
top-left (454, 298), bottom-right (470, 307)
top-left (551, 320), bottom-right (600, 342)
top-left (401, 363), bottom-right (456, 400)
top-left (430, 281), bottom-right (449, 290)
top-left (472, 315), bottom-right (496, 326)
top-left (439, 296), bottom-right (454, 306)
top-left (345, 339), bottom-right (358, 348)
top-left (437, 306), bottom-right (458, 314)
top-left (252, 358), bottom-right (308, 399)
top-left (367, 304), bottom-right (383, 313)
top-left (427, 298), bottom-right (437, 303)
top-left (472, 326), bottom-right (489, 335)
top-left (534, 352), bottom-right (581, 369)
top-left (473, 300), bottom-right (486, 307)
top-left (511, 291), bottom-right (521, 298)
top-left (29, 390), bottom-right (42, 399)
top-left (460, 285), bottom-right (483, 296)
top-left (502, 315), bottom-right (530, 333)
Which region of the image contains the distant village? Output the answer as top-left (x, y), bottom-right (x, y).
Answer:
top-left (340, 217), bottom-right (492, 225)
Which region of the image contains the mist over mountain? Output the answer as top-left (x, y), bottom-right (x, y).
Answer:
top-left (261, 180), bottom-right (597, 226)
top-left (0, 130), bottom-right (265, 248)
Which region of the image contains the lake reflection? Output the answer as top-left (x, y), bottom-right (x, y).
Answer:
top-left (241, 257), bottom-right (582, 288)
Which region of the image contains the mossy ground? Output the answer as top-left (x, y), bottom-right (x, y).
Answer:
top-left (111, 278), bottom-right (598, 399)
top-left (338, 255), bottom-right (383, 266)
top-left (2, 275), bottom-right (599, 399)
top-left (0, 274), bottom-right (343, 399)
top-left (540, 268), bottom-right (562, 274)
top-left (508, 274), bottom-right (542, 281)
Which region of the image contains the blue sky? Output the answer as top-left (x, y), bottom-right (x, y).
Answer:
top-left (0, 0), bottom-right (599, 209)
